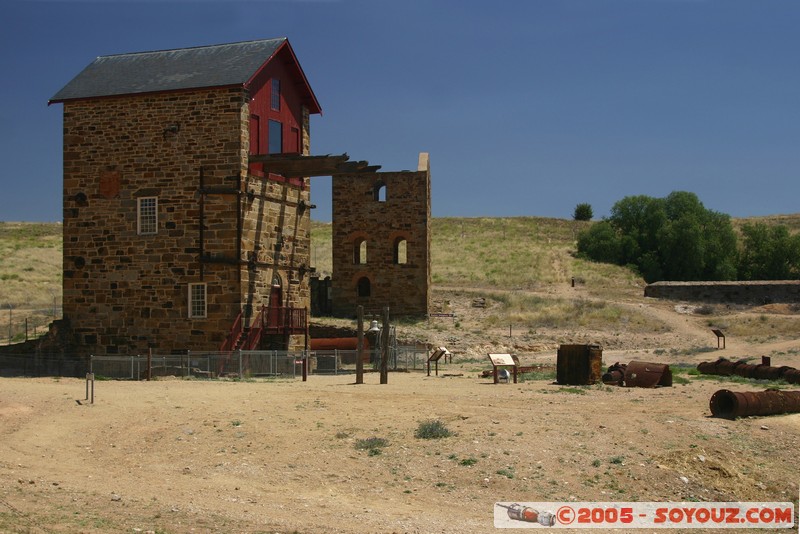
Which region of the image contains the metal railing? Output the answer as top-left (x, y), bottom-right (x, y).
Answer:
top-left (219, 306), bottom-right (308, 352)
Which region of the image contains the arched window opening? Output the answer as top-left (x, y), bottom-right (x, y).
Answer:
top-left (353, 238), bottom-right (367, 264)
top-left (394, 238), bottom-right (408, 265)
top-left (373, 182), bottom-right (386, 202)
top-left (357, 277), bottom-right (371, 298)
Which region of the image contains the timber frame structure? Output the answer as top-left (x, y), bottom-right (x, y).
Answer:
top-left (214, 153), bottom-right (384, 352)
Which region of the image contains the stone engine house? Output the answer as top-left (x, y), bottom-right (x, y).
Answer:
top-left (331, 154), bottom-right (431, 318)
top-left (49, 38), bottom-right (321, 355)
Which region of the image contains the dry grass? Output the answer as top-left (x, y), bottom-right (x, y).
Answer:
top-left (481, 291), bottom-right (664, 333)
top-left (430, 216), bottom-right (589, 288)
top-left (705, 310), bottom-right (800, 344)
top-left (0, 222), bottom-right (62, 343)
top-left (732, 213), bottom-right (800, 235)
top-left (310, 221), bottom-right (333, 278)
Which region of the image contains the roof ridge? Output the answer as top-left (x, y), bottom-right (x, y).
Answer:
top-left (94, 37), bottom-right (288, 61)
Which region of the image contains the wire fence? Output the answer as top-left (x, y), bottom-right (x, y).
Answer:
top-left (1, 305), bottom-right (63, 346)
top-left (0, 345), bottom-right (430, 380)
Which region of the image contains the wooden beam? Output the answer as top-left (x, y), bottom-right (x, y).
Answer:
top-left (248, 153), bottom-right (381, 176)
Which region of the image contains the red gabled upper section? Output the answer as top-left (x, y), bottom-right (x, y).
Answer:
top-left (246, 39), bottom-right (321, 116)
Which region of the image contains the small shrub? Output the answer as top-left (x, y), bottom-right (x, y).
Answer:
top-left (573, 203), bottom-right (593, 221)
top-left (415, 419), bottom-right (453, 439)
top-left (496, 466), bottom-right (515, 479)
top-left (355, 437), bottom-right (388, 452)
top-left (609, 455), bottom-right (625, 465)
top-left (459, 457), bottom-right (478, 466)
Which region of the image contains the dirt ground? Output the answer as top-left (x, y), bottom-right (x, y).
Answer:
top-left (2, 288), bottom-right (800, 533)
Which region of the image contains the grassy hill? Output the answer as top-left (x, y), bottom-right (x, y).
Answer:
top-left (312, 216), bottom-right (644, 292)
top-left (4, 214), bottom-right (800, 347)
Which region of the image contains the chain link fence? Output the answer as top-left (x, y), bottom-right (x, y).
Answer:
top-left (0, 343), bottom-right (430, 380)
top-left (90, 346), bottom-right (429, 380)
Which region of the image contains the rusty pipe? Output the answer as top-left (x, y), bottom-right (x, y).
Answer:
top-left (698, 358), bottom-right (798, 382)
top-left (710, 389), bottom-right (800, 419)
top-left (783, 369), bottom-right (800, 385)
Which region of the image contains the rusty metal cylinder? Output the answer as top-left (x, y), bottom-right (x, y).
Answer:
top-left (735, 362), bottom-right (761, 378)
top-left (753, 365), bottom-right (792, 381)
top-left (710, 389), bottom-right (800, 419)
top-left (715, 359), bottom-right (740, 376)
top-left (602, 369), bottom-right (625, 386)
top-left (698, 358), bottom-right (799, 383)
top-left (624, 361), bottom-right (672, 388)
top-left (783, 369), bottom-right (800, 385)
top-left (696, 360), bottom-right (720, 374)
top-left (602, 362), bottom-right (627, 386)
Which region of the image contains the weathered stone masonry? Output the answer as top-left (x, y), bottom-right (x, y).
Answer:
top-left (62, 88), bottom-right (311, 355)
top-left (331, 153), bottom-right (431, 317)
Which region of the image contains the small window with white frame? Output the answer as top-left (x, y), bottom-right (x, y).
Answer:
top-left (188, 283), bottom-right (207, 318)
top-left (137, 197), bottom-right (158, 235)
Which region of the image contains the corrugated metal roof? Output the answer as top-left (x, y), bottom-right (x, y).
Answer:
top-left (50, 38), bottom-right (287, 102)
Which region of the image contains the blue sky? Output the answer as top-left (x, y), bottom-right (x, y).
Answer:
top-left (2, 0), bottom-right (799, 222)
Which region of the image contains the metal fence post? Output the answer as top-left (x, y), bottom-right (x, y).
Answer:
top-left (238, 350), bottom-right (243, 379)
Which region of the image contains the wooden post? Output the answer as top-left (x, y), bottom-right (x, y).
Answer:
top-left (303, 307), bottom-right (309, 382)
top-left (356, 305), bottom-right (364, 384)
top-left (379, 306), bottom-right (390, 385)
top-left (146, 347), bottom-right (152, 381)
top-left (86, 373), bottom-right (95, 404)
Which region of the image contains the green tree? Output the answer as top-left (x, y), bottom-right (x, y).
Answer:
top-left (573, 203), bottom-right (593, 221)
top-left (577, 191), bottom-right (738, 283)
top-left (576, 221), bottom-right (622, 263)
top-left (738, 223), bottom-right (800, 280)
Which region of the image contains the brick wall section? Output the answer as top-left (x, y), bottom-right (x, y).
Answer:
top-left (62, 89), bottom-right (310, 355)
top-left (644, 281), bottom-right (800, 304)
top-left (330, 153), bottom-right (431, 317)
